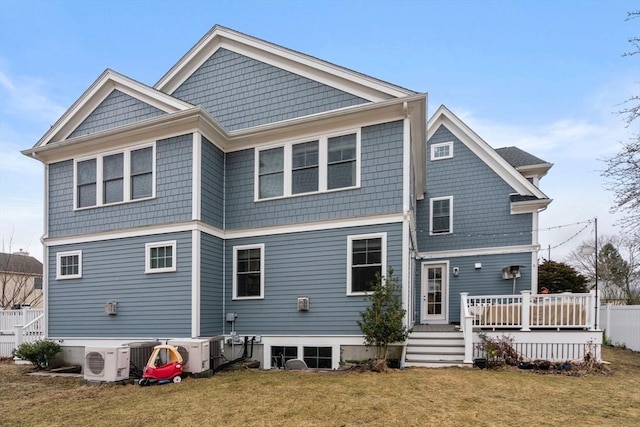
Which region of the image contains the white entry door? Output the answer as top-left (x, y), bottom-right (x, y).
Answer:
top-left (421, 263), bottom-right (448, 323)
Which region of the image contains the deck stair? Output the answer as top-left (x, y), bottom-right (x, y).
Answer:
top-left (404, 326), bottom-right (466, 368)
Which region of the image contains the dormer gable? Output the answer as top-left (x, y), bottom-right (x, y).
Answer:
top-left (34, 69), bottom-right (193, 148)
top-left (427, 105), bottom-right (551, 213)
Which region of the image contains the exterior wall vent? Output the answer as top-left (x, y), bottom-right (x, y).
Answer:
top-left (104, 301), bottom-right (118, 315)
top-left (297, 296), bottom-right (310, 311)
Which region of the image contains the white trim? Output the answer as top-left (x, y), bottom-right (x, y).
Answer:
top-left (346, 232), bottom-right (387, 296)
top-left (420, 260), bottom-right (449, 324)
top-left (510, 198), bottom-right (552, 214)
top-left (145, 240), bottom-right (177, 274)
top-left (429, 196), bottom-right (453, 235)
top-left (427, 106), bottom-right (548, 200)
top-left (418, 244), bottom-right (540, 260)
top-left (254, 129), bottom-right (361, 201)
top-left (402, 117), bottom-right (411, 212)
top-left (192, 132), bottom-right (202, 221)
top-left (56, 250), bottom-right (82, 280)
top-left (43, 246), bottom-right (49, 337)
top-left (73, 142), bottom-right (156, 210)
top-left (232, 243), bottom-right (265, 300)
top-left (430, 141), bottom-right (453, 160)
top-left (155, 26), bottom-right (414, 101)
top-left (402, 220), bottom-right (410, 329)
top-left (531, 210), bottom-right (540, 293)
top-left (42, 213), bottom-right (405, 247)
top-left (191, 230), bottom-right (200, 337)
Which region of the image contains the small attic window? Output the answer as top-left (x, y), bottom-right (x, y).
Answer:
top-left (431, 142), bottom-right (453, 160)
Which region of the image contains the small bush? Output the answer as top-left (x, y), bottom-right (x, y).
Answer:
top-left (12, 340), bottom-right (61, 370)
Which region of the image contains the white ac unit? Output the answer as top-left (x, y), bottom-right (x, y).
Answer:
top-left (84, 347), bottom-right (130, 382)
top-left (167, 338), bottom-right (210, 373)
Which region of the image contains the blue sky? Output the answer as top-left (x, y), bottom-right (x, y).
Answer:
top-left (1, 0), bottom-right (638, 261)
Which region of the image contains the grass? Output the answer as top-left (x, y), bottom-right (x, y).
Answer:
top-left (1, 346), bottom-right (639, 426)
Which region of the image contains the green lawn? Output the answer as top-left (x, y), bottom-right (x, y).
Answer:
top-left (1, 346), bottom-right (638, 426)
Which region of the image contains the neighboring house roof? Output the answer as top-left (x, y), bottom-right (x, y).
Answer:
top-left (496, 146), bottom-right (553, 179)
top-left (427, 105), bottom-right (551, 213)
top-left (0, 252), bottom-right (43, 276)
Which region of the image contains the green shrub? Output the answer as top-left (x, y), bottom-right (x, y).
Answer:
top-left (12, 340), bottom-right (61, 370)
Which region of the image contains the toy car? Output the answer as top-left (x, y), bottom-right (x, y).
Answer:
top-left (138, 344), bottom-right (183, 386)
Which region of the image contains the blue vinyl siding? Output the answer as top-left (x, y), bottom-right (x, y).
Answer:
top-left (68, 90), bottom-right (165, 139)
top-left (416, 124), bottom-right (532, 252)
top-left (225, 120), bottom-right (404, 229)
top-left (200, 232), bottom-right (224, 336)
top-left (200, 137), bottom-right (224, 228)
top-left (48, 232), bottom-right (192, 337)
top-left (48, 134), bottom-right (193, 237)
top-left (171, 48), bottom-right (367, 131)
top-left (224, 223), bottom-right (403, 335)
top-left (414, 252), bottom-right (533, 323)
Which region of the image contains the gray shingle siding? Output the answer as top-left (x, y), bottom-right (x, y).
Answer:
top-left (224, 223), bottom-right (402, 336)
top-left (171, 48), bottom-right (368, 131)
top-left (225, 120), bottom-right (404, 229)
top-left (200, 137), bottom-right (224, 228)
top-left (200, 232), bottom-right (224, 336)
top-left (48, 232), bottom-right (192, 337)
top-left (414, 252), bottom-right (532, 323)
top-left (68, 90), bottom-right (165, 139)
top-left (48, 134), bottom-right (193, 237)
top-left (416, 124), bottom-right (532, 252)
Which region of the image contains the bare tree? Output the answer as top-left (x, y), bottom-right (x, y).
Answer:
top-left (567, 235), bottom-right (640, 304)
top-left (603, 11), bottom-right (640, 237)
top-left (1, 237), bottom-right (43, 310)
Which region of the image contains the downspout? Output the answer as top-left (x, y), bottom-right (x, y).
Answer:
top-left (222, 149), bottom-right (227, 335)
top-left (401, 102), bottom-right (410, 368)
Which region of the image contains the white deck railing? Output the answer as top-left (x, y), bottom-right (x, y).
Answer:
top-left (0, 308), bottom-right (44, 333)
top-left (460, 291), bottom-right (600, 364)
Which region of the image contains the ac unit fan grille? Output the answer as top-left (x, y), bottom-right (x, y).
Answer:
top-left (176, 346), bottom-right (189, 364)
top-left (86, 352), bottom-right (105, 376)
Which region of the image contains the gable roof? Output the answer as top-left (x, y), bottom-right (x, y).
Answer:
top-left (33, 69), bottom-right (194, 148)
top-left (155, 25), bottom-right (416, 102)
top-left (427, 105), bottom-right (551, 209)
top-left (0, 252), bottom-right (42, 275)
top-left (496, 146), bottom-right (553, 178)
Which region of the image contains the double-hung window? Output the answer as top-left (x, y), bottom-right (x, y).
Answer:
top-left (75, 144), bottom-right (154, 209)
top-left (430, 196), bottom-right (453, 234)
top-left (145, 241), bottom-right (176, 273)
top-left (347, 233), bottom-right (386, 295)
top-left (56, 251), bottom-right (82, 280)
top-left (233, 244), bottom-right (265, 299)
top-left (255, 130), bottom-right (360, 200)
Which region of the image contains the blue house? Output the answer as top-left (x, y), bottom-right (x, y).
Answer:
top-left (24, 26), bottom-right (596, 370)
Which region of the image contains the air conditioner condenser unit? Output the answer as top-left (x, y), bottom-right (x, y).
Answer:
top-left (167, 338), bottom-right (210, 373)
top-left (84, 346), bottom-right (130, 382)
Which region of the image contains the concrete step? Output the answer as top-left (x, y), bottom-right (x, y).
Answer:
top-left (406, 345), bottom-right (464, 355)
top-left (407, 337), bottom-right (464, 346)
top-left (405, 353), bottom-right (465, 362)
top-left (409, 331), bottom-right (463, 340)
top-left (405, 360), bottom-right (469, 368)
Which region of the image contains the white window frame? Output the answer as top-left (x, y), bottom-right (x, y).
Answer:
top-left (232, 243), bottom-right (265, 300)
top-left (429, 196), bottom-right (453, 235)
top-left (73, 142), bottom-right (156, 210)
top-left (346, 232), bottom-right (387, 296)
top-left (431, 141), bottom-right (453, 160)
top-left (145, 240), bottom-right (177, 274)
top-left (56, 250), bottom-right (82, 280)
top-left (254, 129), bottom-right (361, 201)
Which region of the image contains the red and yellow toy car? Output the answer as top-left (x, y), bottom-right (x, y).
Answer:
top-left (138, 344), bottom-right (183, 386)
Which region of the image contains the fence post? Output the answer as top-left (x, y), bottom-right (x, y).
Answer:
top-left (520, 290), bottom-right (531, 331)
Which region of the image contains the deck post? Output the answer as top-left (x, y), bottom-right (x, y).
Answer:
top-left (460, 293), bottom-right (473, 363)
top-left (520, 290), bottom-right (531, 331)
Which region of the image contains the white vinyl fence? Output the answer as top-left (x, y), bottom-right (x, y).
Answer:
top-left (0, 308), bottom-right (45, 358)
top-left (599, 305), bottom-right (640, 352)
